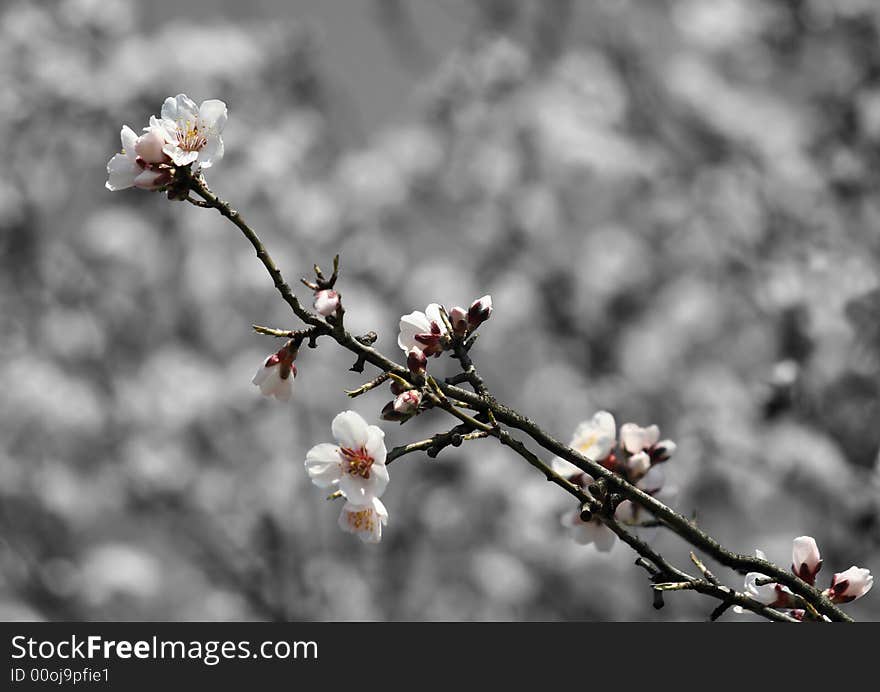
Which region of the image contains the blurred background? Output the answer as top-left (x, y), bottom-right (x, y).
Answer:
top-left (1, 0), bottom-right (879, 622)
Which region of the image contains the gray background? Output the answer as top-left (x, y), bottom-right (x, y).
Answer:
top-left (1, 0), bottom-right (878, 621)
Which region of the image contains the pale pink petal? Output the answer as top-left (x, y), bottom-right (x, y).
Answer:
top-left (331, 410), bottom-right (370, 449)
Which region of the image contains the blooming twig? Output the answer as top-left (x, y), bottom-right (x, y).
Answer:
top-left (106, 96), bottom-right (870, 622)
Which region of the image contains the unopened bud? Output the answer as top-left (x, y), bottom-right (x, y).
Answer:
top-left (449, 306), bottom-right (469, 337)
top-left (313, 289), bottom-right (340, 317)
top-left (393, 390), bottom-right (422, 415)
top-left (791, 536), bottom-right (822, 586)
top-left (134, 129), bottom-right (169, 164)
top-left (467, 295), bottom-right (492, 329)
top-left (826, 566), bottom-right (873, 603)
top-left (380, 401), bottom-right (408, 422)
top-left (407, 348), bottom-right (427, 376)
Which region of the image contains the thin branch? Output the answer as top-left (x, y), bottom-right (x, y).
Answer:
top-left (188, 179), bottom-right (853, 623)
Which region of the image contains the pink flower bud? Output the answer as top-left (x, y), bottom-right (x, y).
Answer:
top-left (791, 536), bottom-right (822, 585)
top-left (826, 566), bottom-right (873, 603)
top-left (380, 401), bottom-right (407, 422)
top-left (406, 348), bottom-right (427, 376)
top-left (252, 343), bottom-right (297, 402)
top-left (393, 390), bottom-right (421, 415)
top-left (449, 306), bottom-right (469, 336)
top-left (134, 129), bottom-right (169, 164)
top-left (313, 289), bottom-right (340, 317)
top-left (467, 295), bottom-right (492, 329)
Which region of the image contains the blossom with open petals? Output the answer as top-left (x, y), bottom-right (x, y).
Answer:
top-left (305, 411), bottom-right (389, 503)
top-left (561, 508), bottom-right (617, 552)
top-left (338, 497), bottom-right (388, 543)
top-left (152, 93), bottom-right (227, 170)
top-left (398, 303), bottom-right (447, 357)
top-left (552, 410), bottom-right (616, 477)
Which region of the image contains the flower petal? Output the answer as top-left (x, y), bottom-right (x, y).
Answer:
top-left (120, 125), bottom-right (138, 158)
top-left (197, 135), bottom-right (224, 169)
top-left (339, 463), bottom-right (389, 502)
top-left (592, 524), bottom-right (618, 552)
top-left (331, 410), bottom-right (370, 449)
top-left (364, 425), bottom-right (387, 466)
top-left (424, 303), bottom-right (447, 332)
top-left (162, 93), bottom-right (198, 122)
top-left (199, 99), bottom-right (228, 132)
top-left (305, 443), bottom-right (342, 487)
top-left (397, 311), bottom-right (431, 351)
top-left (105, 153), bottom-right (137, 191)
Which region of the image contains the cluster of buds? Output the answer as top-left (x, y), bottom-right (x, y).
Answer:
top-left (252, 338), bottom-right (300, 402)
top-left (738, 537), bottom-right (873, 618)
top-left (106, 94), bottom-right (227, 195)
top-left (380, 376), bottom-right (425, 423)
top-left (554, 411), bottom-right (677, 552)
top-left (397, 296), bottom-right (492, 376)
top-left (448, 295), bottom-right (492, 338)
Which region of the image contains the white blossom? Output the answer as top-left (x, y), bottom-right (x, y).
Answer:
top-left (152, 93), bottom-right (227, 170)
top-left (397, 303), bottom-right (447, 356)
top-left (552, 410), bottom-right (616, 477)
top-left (305, 411), bottom-right (389, 503)
top-left (561, 508), bottom-right (617, 552)
top-left (338, 497), bottom-right (389, 544)
top-left (619, 422), bottom-right (660, 455)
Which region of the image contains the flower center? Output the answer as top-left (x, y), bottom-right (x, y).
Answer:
top-left (176, 120), bottom-right (208, 152)
top-left (345, 507), bottom-right (375, 532)
top-left (339, 446), bottom-right (374, 479)
top-left (577, 433), bottom-right (598, 454)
